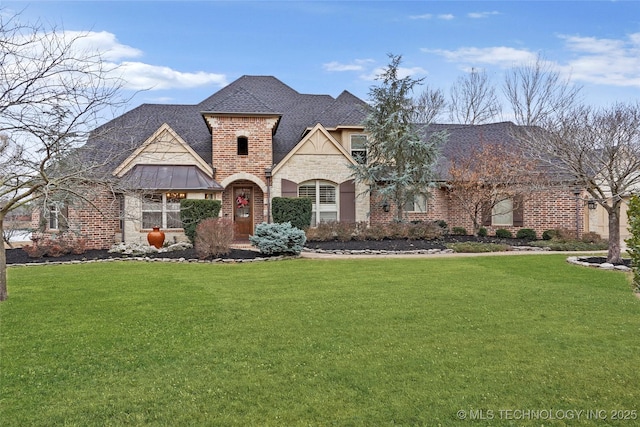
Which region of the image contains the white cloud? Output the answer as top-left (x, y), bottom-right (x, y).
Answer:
top-left (467, 11), bottom-right (500, 19)
top-left (438, 14), bottom-right (455, 20)
top-left (409, 14), bottom-right (433, 20)
top-left (323, 59), bottom-right (375, 72)
top-left (422, 46), bottom-right (537, 67)
top-left (115, 62), bottom-right (227, 90)
top-left (560, 33), bottom-right (640, 87)
top-left (62, 30), bottom-right (227, 91)
top-left (68, 30), bottom-right (143, 61)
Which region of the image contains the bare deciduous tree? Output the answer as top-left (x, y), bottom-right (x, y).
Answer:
top-left (413, 86), bottom-right (447, 124)
top-left (0, 10), bottom-right (131, 301)
top-left (449, 68), bottom-right (501, 124)
top-left (517, 102), bottom-right (640, 263)
top-left (447, 138), bottom-right (540, 235)
top-left (504, 55), bottom-right (582, 126)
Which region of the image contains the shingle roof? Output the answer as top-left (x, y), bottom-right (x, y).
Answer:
top-left (85, 75), bottom-right (369, 173)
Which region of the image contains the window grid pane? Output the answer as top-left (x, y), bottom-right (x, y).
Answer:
top-left (319, 185), bottom-right (336, 204)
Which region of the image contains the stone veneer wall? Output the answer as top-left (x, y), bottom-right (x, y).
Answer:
top-left (272, 154), bottom-right (370, 223)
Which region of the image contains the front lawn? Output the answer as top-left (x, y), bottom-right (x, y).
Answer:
top-left (1, 255), bottom-right (638, 426)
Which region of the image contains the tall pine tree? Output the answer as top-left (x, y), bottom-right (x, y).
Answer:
top-left (351, 54), bottom-right (446, 220)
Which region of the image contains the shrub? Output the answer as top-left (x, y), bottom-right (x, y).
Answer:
top-left (516, 228), bottom-right (537, 241)
top-left (542, 229), bottom-right (556, 240)
top-left (360, 224), bottom-right (388, 241)
top-left (386, 221), bottom-right (410, 239)
top-left (406, 221), bottom-right (443, 240)
top-left (625, 195), bottom-right (640, 291)
top-left (542, 228), bottom-right (575, 242)
top-left (333, 221), bottom-right (357, 242)
top-left (495, 228), bottom-right (513, 239)
top-left (249, 222), bottom-right (306, 255)
top-left (434, 220), bottom-right (448, 234)
top-left (477, 227), bottom-right (488, 237)
top-left (451, 226), bottom-right (467, 236)
top-left (180, 199), bottom-right (222, 243)
top-left (194, 218), bottom-right (234, 259)
top-left (581, 231), bottom-right (603, 244)
top-left (271, 197), bottom-right (313, 231)
top-left (22, 232), bottom-right (89, 258)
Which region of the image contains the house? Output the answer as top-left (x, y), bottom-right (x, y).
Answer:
top-left (32, 76), bottom-right (589, 249)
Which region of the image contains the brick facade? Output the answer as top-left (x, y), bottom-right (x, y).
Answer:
top-left (31, 188), bottom-right (121, 250)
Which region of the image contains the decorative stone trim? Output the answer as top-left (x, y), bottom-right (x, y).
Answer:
top-left (302, 245), bottom-right (549, 256)
top-left (566, 256), bottom-right (632, 272)
top-left (8, 255), bottom-right (295, 267)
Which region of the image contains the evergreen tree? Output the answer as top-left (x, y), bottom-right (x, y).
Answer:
top-left (351, 54), bottom-right (445, 220)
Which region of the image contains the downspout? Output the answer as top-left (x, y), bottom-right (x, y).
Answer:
top-left (265, 168), bottom-right (272, 223)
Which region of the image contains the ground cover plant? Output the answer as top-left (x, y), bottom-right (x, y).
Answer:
top-left (1, 255), bottom-right (638, 426)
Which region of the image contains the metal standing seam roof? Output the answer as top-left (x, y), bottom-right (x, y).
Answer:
top-left (121, 165), bottom-right (223, 190)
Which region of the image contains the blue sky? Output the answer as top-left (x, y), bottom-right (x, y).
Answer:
top-left (3, 1), bottom-right (640, 119)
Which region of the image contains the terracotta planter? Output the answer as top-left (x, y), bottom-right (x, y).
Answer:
top-left (147, 226), bottom-right (165, 249)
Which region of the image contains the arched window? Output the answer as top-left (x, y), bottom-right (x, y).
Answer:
top-left (298, 180), bottom-right (337, 226)
top-left (237, 136), bottom-right (248, 155)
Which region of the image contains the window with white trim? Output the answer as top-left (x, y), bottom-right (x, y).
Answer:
top-left (492, 198), bottom-right (513, 226)
top-left (48, 203), bottom-right (62, 229)
top-left (350, 134), bottom-right (368, 164)
top-left (142, 192), bottom-right (186, 229)
top-left (404, 195), bottom-right (427, 213)
top-left (298, 180), bottom-right (338, 226)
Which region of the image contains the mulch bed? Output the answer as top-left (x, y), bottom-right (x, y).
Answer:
top-left (5, 236), bottom-right (531, 265)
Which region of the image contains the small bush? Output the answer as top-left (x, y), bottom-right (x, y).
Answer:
top-left (360, 224), bottom-right (388, 241)
top-left (581, 231), bottom-right (603, 244)
top-left (250, 222), bottom-right (306, 255)
top-left (333, 221), bottom-right (357, 242)
top-left (495, 229), bottom-right (513, 239)
top-left (194, 218), bottom-right (234, 259)
top-left (516, 228), bottom-right (537, 241)
top-left (477, 227), bottom-right (488, 237)
top-left (434, 220), bottom-right (448, 234)
top-left (542, 228), bottom-right (575, 242)
top-left (180, 199), bottom-right (222, 244)
top-left (451, 226), bottom-right (467, 236)
top-left (446, 242), bottom-right (511, 253)
top-left (406, 221), bottom-right (443, 240)
top-left (22, 232), bottom-right (88, 258)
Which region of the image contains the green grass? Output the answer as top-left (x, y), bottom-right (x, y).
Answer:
top-left (1, 255), bottom-right (638, 426)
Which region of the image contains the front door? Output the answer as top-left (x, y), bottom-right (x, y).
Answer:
top-left (233, 187), bottom-right (252, 239)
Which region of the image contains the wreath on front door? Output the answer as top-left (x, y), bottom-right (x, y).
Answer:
top-left (236, 192), bottom-right (249, 209)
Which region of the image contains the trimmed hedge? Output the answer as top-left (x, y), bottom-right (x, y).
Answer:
top-left (180, 199), bottom-right (222, 243)
top-left (271, 197), bottom-right (312, 230)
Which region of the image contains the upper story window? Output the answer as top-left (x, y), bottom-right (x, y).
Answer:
top-left (237, 136), bottom-right (248, 156)
top-left (350, 134), bottom-right (367, 164)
